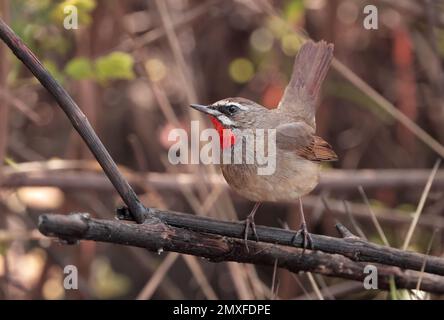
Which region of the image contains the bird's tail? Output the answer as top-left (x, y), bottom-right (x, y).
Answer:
top-left (278, 40), bottom-right (334, 128)
top-left (292, 40), bottom-right (334, 100)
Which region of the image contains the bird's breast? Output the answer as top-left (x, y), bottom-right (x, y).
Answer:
top-left (221, 150), bottom-right (320, 202)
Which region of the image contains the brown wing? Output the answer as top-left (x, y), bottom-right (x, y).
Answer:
top-left (295, 136), bottom-right (338, 162)
top-left (276, 122), bottom-right (337, 162)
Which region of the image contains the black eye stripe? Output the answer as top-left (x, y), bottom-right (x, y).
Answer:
top-left (221, 104), bottom-right (239, 114)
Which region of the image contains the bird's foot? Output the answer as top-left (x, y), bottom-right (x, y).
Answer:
top-left (293, 222), bottom-right (314, 253)
top-left (243, 215), bottom-right (259, 251)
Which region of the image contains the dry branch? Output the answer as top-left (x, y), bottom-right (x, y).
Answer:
top-left (143, 208), bottom-right (444, 277)
top-left (38, 213), bottom-right (444, 294)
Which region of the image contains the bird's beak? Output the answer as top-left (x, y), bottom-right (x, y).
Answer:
top-left (190, 103), bottom-right (235, 127)
top-left (190, 104), bottom-right (222, 117)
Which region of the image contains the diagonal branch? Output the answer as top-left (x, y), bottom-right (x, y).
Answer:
top-left (0, 18), bottom-right (148, 223)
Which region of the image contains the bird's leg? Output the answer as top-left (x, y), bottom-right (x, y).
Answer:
top-left (293, 197), bottom-right (314, 252)
top-left (243, 202), bottom-right (261, 249)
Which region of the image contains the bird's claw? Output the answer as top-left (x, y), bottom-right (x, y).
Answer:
top-left (243, 215), bottom-right (259, 251)
top-left (293, 222), bottom-right (314, 252)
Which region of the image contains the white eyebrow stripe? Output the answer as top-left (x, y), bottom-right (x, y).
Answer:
top-left (214, 100), bottom-right (249, 111)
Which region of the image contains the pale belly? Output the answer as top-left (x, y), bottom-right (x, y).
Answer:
top-left (221, 151), bottom-right (320, 203)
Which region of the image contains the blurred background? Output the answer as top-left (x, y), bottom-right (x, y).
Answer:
top-left (1, 0), bottom-right (444, 300)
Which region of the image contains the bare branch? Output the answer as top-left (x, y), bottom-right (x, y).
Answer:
top-left (38, 213), bottom-right (444, 294)
top-left (141, 208), bottom-right (444, 277)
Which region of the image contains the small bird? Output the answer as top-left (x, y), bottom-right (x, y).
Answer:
top-left (190, 40), bottom-right (337, 249)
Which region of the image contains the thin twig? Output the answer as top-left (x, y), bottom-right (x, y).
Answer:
top-left (0, 89), bottom-right (42, 124)
top-left (137, 252), bottom-right (179, 300)
top-left (314, 274), bottom-right (335, 300)
top-left (294, 280), bottom-right (362, 300)
top-left (416, 228), bottom-right (438, 291)
top-left (402, 159), bottom-right (441, 250)
top-left (182, 255), bottom-right (219, 300)
top-left (290, 274), bottom-right (314, 300)
top-left (343, 200), bottom-right (367, 240)
top-left (227, 262), bottom-right (254, 299)
top-left (271, 259), bottom-right (278, 298)
top-left (118, 0), bottom-right (219, 52)
top-left (306, 272), bottom-right (324, 300)
top-left (358, 186), bottom-right (390, 246)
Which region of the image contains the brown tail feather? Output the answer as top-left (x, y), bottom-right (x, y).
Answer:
top-left (292, 40), bottom-right (334, 100)
top-left (278, 40), bottom-right (334, 128)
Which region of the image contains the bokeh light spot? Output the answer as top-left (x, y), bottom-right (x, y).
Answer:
top-left (144, 58), bottom-right (167, 82)
top-left (229, 58), bottom-right (255, 83)
top-left (281, 34), bottom-right (302, 56)
top-left (250, 27), bottom-right (274, 52)
top-left (266, 16), bottom-right (288, 39)
top-left (337, 0), bottom-right (359, 25)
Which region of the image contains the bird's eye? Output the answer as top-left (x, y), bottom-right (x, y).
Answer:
top-left (226, 105), bottom-right (239, 114)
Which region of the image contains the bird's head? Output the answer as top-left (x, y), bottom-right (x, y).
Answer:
top-left (190, 97), bottom-right (266, 130)
top-left (190, 97), bottom-right (268, 149)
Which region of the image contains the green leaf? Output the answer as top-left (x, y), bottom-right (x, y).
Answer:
top-left (94, 52), bottom-right (135, 84)
top-left (65, 57), bottom-right (94, 80)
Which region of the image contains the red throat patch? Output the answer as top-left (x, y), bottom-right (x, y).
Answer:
top-left (210, 116), bottom-right (236, 149)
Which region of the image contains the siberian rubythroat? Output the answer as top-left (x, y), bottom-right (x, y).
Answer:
top-left (190, 40), bottom-right (337, 249)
